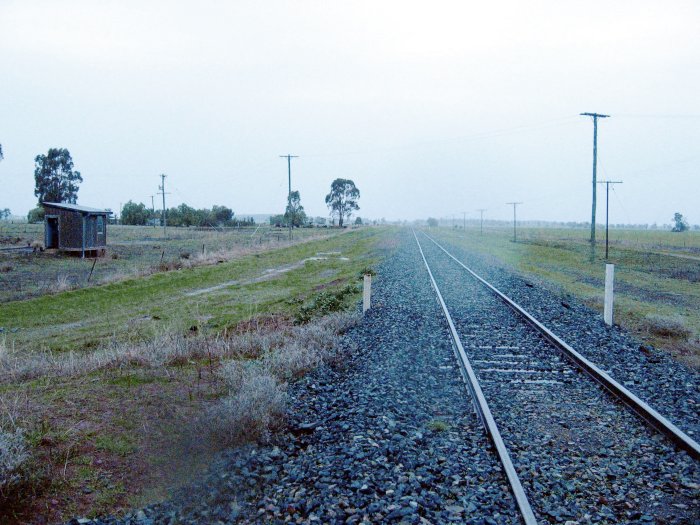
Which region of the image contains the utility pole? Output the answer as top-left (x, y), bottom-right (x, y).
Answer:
top-left (279, 154), bottom-right (299, 241)
top-left (158, 174), bottom-right (170, 238)
top-left (149, 195), bottom-right (155, 228)
top-left (462, 212), bottom-right (466, 231)
top-left (581, 112), bottom-right (610, 259)
top-left (597, 180), bottom-right (623, 259)
top-left (506, 202), bottom-right (522, 242)
top-left (477, 209), bottom-right (487, 235)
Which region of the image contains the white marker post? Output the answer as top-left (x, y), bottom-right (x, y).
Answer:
top-left (604, 264), bottom-right (614, 326)
top-left (363, 274), bottom-right (372, 313)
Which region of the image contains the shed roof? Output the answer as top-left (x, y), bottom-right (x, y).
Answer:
top-left (42, 202), bottom-right (113, 215)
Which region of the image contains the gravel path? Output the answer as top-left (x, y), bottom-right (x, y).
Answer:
top-left (69, 229), bottom-right (699, 525)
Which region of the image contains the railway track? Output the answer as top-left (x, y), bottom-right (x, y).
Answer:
top-left (413, 230), bottom-right (700, 524)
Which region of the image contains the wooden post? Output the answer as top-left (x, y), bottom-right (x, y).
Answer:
top-left (87, 258), bottom-right (97, 282)
top-left (363, 274), bottom-right (372, 313)
top-left (604, 264), bottom-right (614, 326)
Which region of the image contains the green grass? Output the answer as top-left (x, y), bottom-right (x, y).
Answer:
top-left (107, 374), bottom-right (168, 387)
top-left (94, 434), bottom-right (137, 457)
top-left (426, 419), bottom-right (450, 432)
top-left (1, 228), bottom-right (385, 352)
top-left (430, 225), bottom-right (700, 367)
top-left (0, 227), bottom-right (394, 524)
top-left (0, 223), bottom-right (339, 303)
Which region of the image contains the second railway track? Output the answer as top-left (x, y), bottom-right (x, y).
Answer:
top-left (413, 230), bottom-right (700, 524)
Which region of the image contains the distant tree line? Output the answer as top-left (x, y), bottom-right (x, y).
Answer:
top-left (121, 201), bottom-right (254, 227)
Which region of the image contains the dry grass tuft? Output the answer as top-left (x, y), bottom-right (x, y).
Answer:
top-left (641, 314), bottom-right (692, 339)
top-left (1, 312), bottom-right (359, 456)
top-left (0, 395), bottom-right (30, 505)
top-left (0, 429), bottom-right (28, 500)
top-left (49, 274), bottom-right (73, 294)
top-left (263, 342), bottom-right (321, 381)
top-left (205, 363), bottom-right (286, 446)
top-left (0, 312), bottom-right (360, 383)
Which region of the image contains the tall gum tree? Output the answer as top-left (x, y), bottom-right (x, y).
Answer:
top-left (34, 148), bottom-right (82, 204)
top-left (325, 179), bottom-right (360, 227)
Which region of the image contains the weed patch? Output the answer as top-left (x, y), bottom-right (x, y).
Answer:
top-left (94, 434), bottom-right (137, 457)
top-left (295, 284), bottom-right (360, 324)
top-left (426, 419), bottom-right (450, 432)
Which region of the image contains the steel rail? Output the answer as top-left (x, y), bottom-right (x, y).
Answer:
top-left (412, 230), bottom-right (539, 525)
top-left (422, 231), bottom-right (700, 461)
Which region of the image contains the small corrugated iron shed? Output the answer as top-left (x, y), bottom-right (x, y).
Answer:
top-left (42, 202), bottom-right (113, 257)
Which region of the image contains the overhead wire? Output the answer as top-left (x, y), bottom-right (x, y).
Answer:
top-left (301, 115), bottom-right (580, 158)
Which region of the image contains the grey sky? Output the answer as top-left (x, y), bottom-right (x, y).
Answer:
top-left (1, 0), bottom-right (699, 224)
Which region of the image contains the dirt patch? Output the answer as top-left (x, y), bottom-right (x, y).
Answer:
top-left (183, 255), bottom-right (350, 297)
top-left (227, 315), bottom-right (292, 336)
top-left (1, 367), bottom-right (225, 525)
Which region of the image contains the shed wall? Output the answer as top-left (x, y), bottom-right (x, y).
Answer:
top-left (43, 206), bottom-right (109, 251)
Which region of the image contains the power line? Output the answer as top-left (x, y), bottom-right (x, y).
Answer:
top-left (303, 115), bottom-right (579, 158)
top-left (614, 114), bottom-right (700, 119)
top-left (279, 155), bottom-right (299, 240)
top-left (148, 195), bottom-right (155, 228)
top-left (158, 174), bottom-right (170, 239)
top-left (596, 180), bottom-right (623, 259)
top-left (477, 209), bottom-right (487, 235)
top-left (581, 112), bottom-right (610, 259)
top-left (506, 202), bottom-right (523, 242)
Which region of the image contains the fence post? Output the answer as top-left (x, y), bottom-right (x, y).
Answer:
top-left (363, 274), bottom-right (372, 313)
top-left (87, 258), bottom-right (97, 283)
top-left (604, 264), bottom-right (614, 326)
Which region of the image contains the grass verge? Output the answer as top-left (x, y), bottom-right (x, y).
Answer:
top-left (0, 227), bottom-right (395, 524)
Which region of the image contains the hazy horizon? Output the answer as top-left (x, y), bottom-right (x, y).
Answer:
top-left (2, 1), bottom-right (699, 225)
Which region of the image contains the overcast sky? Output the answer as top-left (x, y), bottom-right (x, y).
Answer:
top-left (1, 0), bottom-right (699, 224)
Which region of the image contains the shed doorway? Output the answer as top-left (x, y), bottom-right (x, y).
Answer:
top-left (46, 217), bottom-right (59, 249)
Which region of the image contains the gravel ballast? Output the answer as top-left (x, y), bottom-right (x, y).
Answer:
top-left (425, 231), bottom-right (700, 439)
top-left (69, 229), bottom-right (699, 525)
top-left (73, 230), bottom-right (519, 525)
top-left (417, 232), bottom-right (699, 524)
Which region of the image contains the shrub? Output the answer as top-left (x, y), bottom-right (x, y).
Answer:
top-left (295, 285), bottom-right (359, 324)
